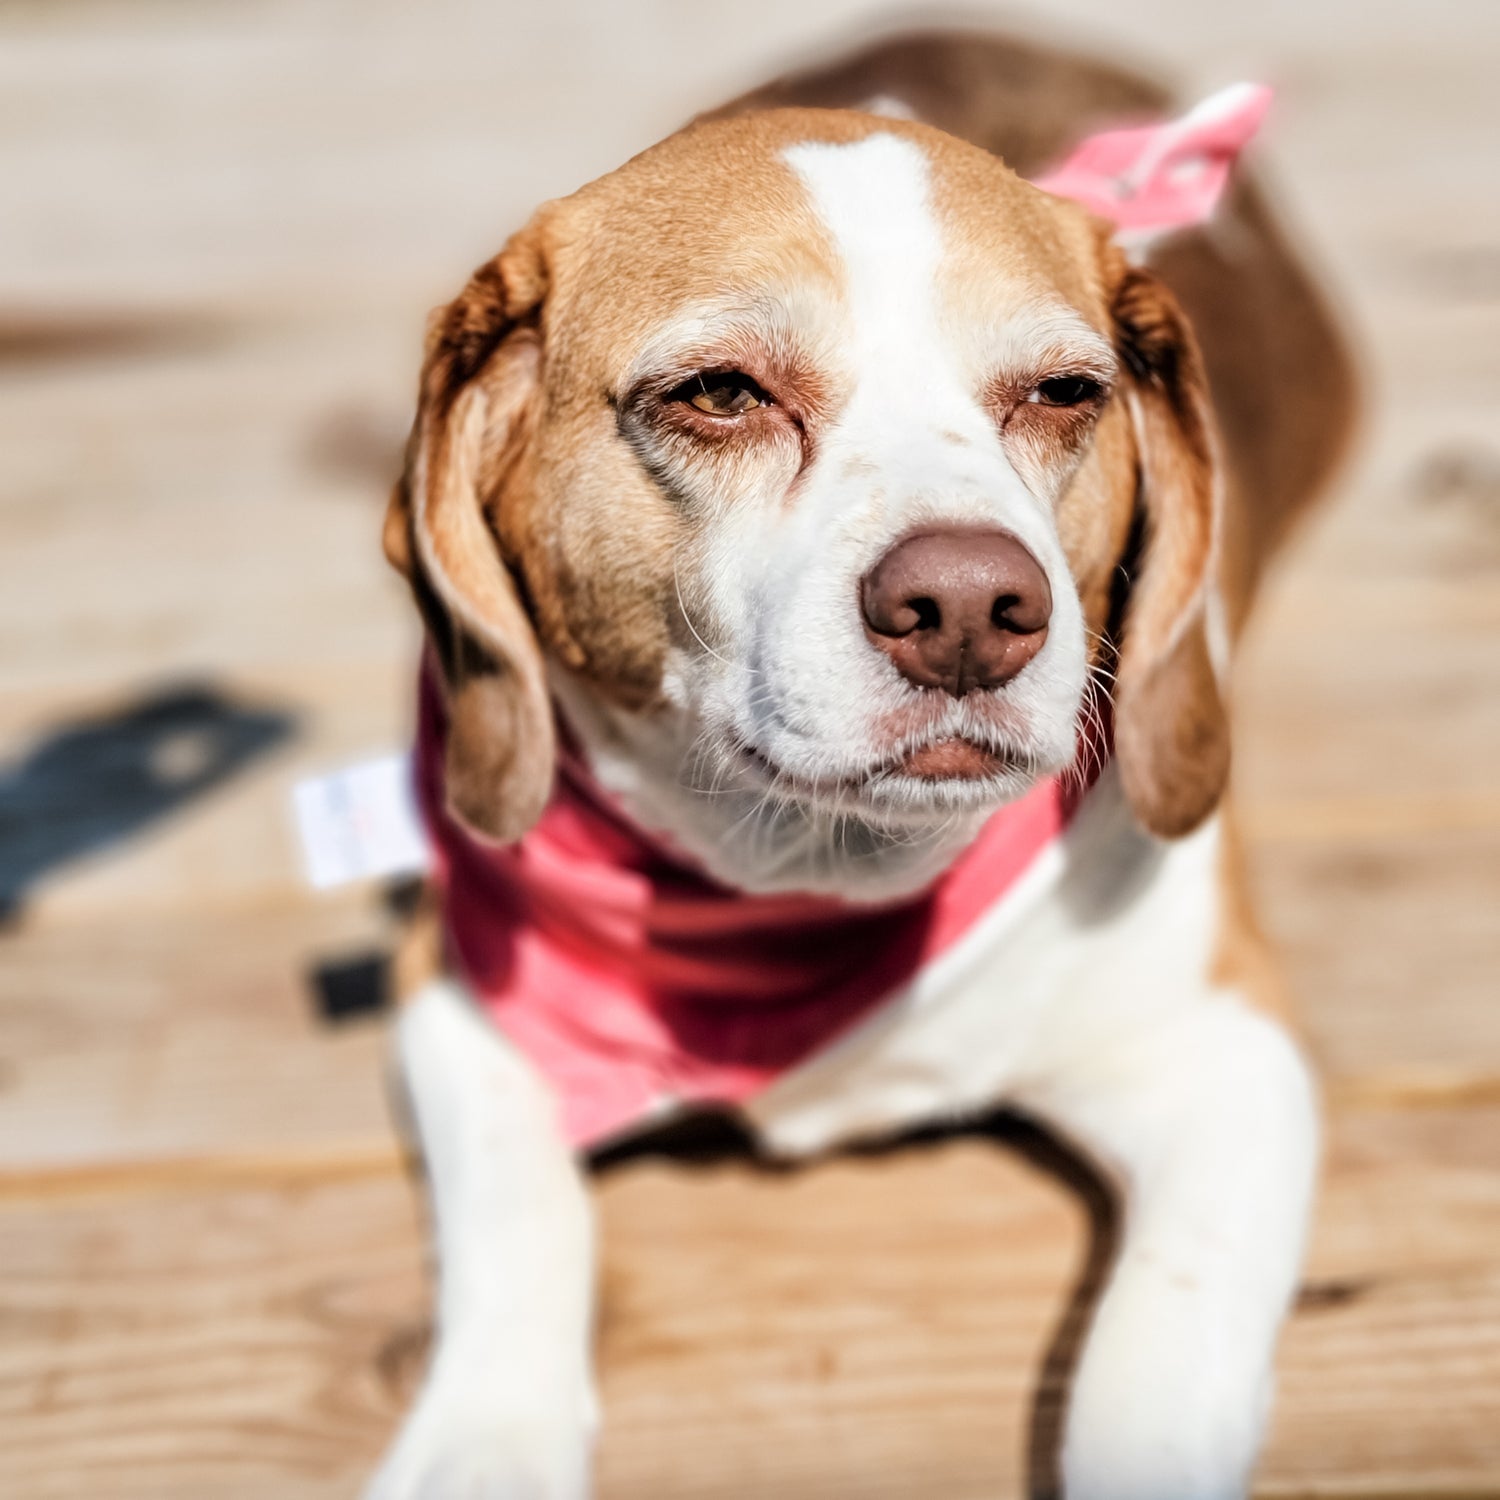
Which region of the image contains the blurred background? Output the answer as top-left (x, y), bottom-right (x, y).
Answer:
top-left (2, 2), bottom-right (1498, 1496)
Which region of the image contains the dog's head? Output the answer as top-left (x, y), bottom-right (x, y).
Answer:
top-left (386, 109), bottom-right (1227, 898)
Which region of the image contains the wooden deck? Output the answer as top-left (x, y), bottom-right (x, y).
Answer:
top-left (2, 3), bottom-right (1498, 1496)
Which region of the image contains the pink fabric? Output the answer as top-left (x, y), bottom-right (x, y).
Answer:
top-left (1034, 83), bottom-right (1271, 238)
top-left (416, 670), bottom-right (1103, 1145)
top-left (414, 89), bottom-right (1264, 1147)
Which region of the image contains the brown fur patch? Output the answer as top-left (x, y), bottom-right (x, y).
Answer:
top-left (1107, 262), bottom-right (1232, 838)
top-left (385, 254), bottom-right (558, 843)
top-left (1211, 808), bottom-right (1298, 1027)
top-left (1054, 399), bottom-right (1139, 665)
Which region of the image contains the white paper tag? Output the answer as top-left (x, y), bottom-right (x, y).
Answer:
top-left (293, 752), bottom-right (432, 890)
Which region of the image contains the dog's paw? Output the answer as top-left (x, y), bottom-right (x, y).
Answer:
top-left (364, 1370), bottom-right (594, 1500)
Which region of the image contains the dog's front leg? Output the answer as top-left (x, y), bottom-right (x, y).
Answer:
top-left (1022, 997), bottom-right (1318, 1500)
top-left (366, 979), bottom-right (597, 1500)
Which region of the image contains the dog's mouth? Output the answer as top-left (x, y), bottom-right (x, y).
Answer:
top-left (732, 731), bottom-right (1043, 816)
top-left (893, 736), bottom-right (1012, 780)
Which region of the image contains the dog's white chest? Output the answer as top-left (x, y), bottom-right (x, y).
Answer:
top-left (742, 768), bottom-right (1223, 1157)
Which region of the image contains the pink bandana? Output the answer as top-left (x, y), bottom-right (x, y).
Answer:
top-left (416, 88), bottom-right (1267, 1147)
top-left (416, 674), bottom-right (1102, 1144)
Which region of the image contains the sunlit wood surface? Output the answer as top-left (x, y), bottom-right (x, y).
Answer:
top-left (3, 3), bottom-right (1498, 1495)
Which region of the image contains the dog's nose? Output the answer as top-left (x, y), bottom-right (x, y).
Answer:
top-left (861, 527), bottom-right (1052, 696)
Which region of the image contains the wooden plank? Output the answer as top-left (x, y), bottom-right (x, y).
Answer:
top-left (1252, 825), bottom-right (1500, 1087)
top-left (1266, 1107), bottom-right (1500, 1497)
top-left (0, 1171), bottom-right (423, 1500)
top-left (3, 1108), bottom-right (1500, 1499)
top-left (0, 903), bottom-right (396, 1168)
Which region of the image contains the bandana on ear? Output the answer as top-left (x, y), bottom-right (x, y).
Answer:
top-left (1033, 82), bottom-right (1272, 245)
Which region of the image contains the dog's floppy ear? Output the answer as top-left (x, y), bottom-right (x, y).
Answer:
top-left (1109, 261), bottom-right (1231, 839)
top-left (384, 232), bottom-right (554, 843)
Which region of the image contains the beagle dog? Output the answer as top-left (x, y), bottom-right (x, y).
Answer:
top-left (368, 31), bottom-right (1356, 1500)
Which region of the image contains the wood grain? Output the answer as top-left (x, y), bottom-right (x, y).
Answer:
top-left (4, 1111), bottom-right (1500, 1498)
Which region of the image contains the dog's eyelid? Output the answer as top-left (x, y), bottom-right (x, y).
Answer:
top-left (1025, 371), bottom-right (1114, 406)
top-left (662, 369), bottom-right (776, 415)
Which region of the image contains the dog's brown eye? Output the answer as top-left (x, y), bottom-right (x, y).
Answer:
top-left (1030, 375), bottom-right (1104, 407)
top-left (669, 372), bottom-right (771, 416)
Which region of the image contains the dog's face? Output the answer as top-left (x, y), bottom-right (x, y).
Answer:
top-left (388, 110), bottom-right (1228, 898)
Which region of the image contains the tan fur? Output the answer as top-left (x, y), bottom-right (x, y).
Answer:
top-left (1109, 262), bottom-right (1232, 838)
top-left (386, 252), bottom-right (557, 843)
top-left (1211, 810), bottom-right (1297, 1026)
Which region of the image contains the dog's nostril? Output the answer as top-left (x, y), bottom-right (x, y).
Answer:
top-left (907, 596), bottom-right (942, 633)
top-left (991, 594), bottom-right (1022, 630)
top-left (991, 593), bottom-right (1048, 634)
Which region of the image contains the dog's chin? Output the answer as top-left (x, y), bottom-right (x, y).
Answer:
top-left (734, 733), bottom-right (1050, 828)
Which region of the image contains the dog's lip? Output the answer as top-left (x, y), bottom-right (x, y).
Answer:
top-left (735, 732), bottom-right (1029, 796)
top-left (890, 736), bottom-right (1010, 781)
